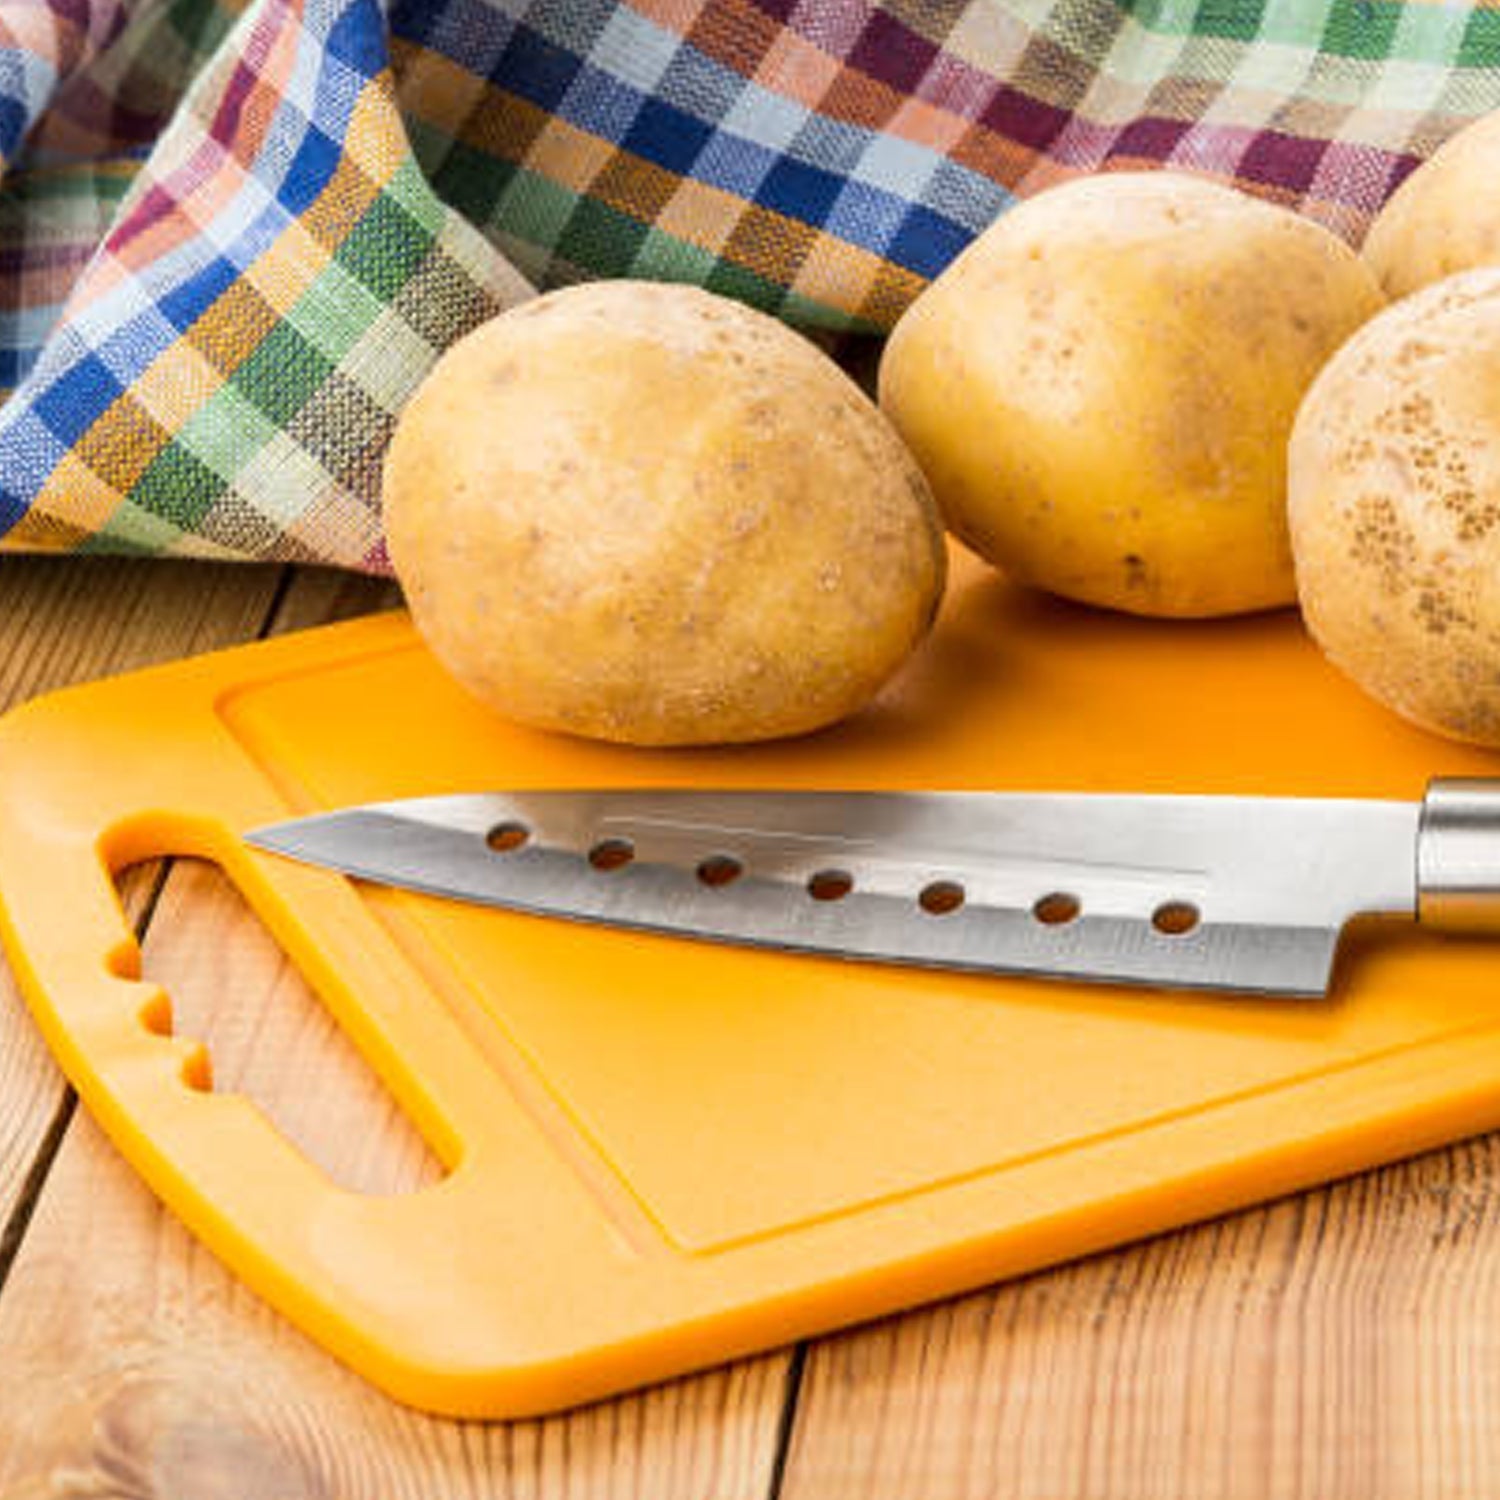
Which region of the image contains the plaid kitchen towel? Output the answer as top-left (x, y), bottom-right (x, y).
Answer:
top-left (0, 0), bottom-right (1497, 569)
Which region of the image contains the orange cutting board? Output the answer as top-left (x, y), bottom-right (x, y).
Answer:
top-left (4, 550), bottom-right (1500, 1418)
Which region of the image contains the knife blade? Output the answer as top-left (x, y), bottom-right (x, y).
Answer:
top-left (243, 781), bottom-right (1500, 997)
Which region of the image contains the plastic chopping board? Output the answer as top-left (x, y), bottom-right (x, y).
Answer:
top-left (4, 548), bottom-right (1500, 1419)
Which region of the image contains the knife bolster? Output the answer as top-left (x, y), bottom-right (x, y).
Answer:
top-left (1418, 778), bottom-right (1500, 931)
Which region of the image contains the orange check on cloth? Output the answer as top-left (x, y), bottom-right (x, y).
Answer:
top-left (0, 0), bottom-right (1496, 570)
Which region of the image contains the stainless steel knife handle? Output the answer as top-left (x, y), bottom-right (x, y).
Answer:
top-left (1419, 778), bottom-right (1500, 930)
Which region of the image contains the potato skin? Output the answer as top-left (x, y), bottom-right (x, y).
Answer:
top-left (879, 172), bottom-right (1385, 617)
top-left (1363, 110), bottom-right (1500, 300)
top-left (1289, 268), bottom-right (1500, 746)
top-left (382, 282), bottom-right (946, 746)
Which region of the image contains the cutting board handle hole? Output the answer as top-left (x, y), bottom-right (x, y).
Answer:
top-left (122, 858), bottom-right (445, 1196)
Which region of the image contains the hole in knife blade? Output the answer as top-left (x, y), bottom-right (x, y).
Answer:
top-left (1152, 900), bottom-right (1200, 936)
top-left (807, 869), bottom-right (854, 902)
top-left (696, 854), bottom-right (744, 888)
top-left (919, 881), bottom-right (965, 916)
top-left (588, 838), bottom-right (635, 872)
top-left (486, 821), bottom-right (530, 853)
top-left (1032, 891), bottom-right (1081, 925)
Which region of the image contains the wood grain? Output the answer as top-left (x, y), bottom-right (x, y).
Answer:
top-left (777, 1141), bottom-right (1500, 1500)
top-left (0, 559), bottom-right (286, 1247)
top-left (0, 567), bottom-right (794, 1496)
top-left (0, 557), bottom-right (281, 705)
top-left (263, 566), bottom-right (402, 633)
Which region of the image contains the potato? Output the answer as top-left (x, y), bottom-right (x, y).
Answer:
top-left (1363, 110), bottom-right (1500, 300)
top-left (382, 282), bottom-right (946, 746)
top-left (1289, 268), bottom-right (1500, 746)
top-left (879, 172), bottom-right (1385, 617)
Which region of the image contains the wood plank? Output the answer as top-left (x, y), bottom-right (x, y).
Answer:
top-left (0, 559), bottom-right (287, 1248)
top-left (0, 567), bottom-right (795, 1496)
top-left (0, 557), bottom-right (282, 705)
top-left (263, 565), bottom-right (402, 633)
top-left (778, 1143), bottom-right (1500, 1500)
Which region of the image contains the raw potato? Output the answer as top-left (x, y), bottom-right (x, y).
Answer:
top-left (383, 282), bottom-right (946, 746)
top-left (1363, 110), bottom-right (1500, 300)
top-left (1290, 268), bottom-right (1500, 746)
top-left (879, 172), bottom-right (1385, 617)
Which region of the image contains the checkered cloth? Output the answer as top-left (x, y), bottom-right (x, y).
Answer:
top-left (0, 0), bottom-right (1496, 568)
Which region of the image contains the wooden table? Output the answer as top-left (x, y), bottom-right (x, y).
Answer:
top-left (0, 553), bottom-right (1495, 1498)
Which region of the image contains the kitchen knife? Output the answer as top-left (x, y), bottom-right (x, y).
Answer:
top-left (244, 780), bottom-right (1500, 997)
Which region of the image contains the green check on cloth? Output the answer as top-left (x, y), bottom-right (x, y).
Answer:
top-left (0, 0), bottom-right (1495, 570)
